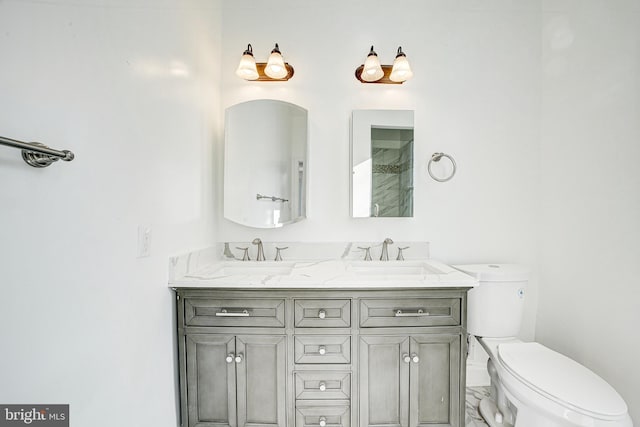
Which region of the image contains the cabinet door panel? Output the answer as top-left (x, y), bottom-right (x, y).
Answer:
top-left (236, 335), bottom-right (287, 427)
top-left (409, 335), bottom-right (461, 427)
top-left (186, 334), bottom-right (236, 427)
top-left (359, 336), bottom-right (410, 427)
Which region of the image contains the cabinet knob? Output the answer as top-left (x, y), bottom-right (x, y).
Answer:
top-left (403, 353), bottom-right (411, 363)
top-left (318, 382), bottom-right (327, 392)
top-left (318, 309), bottom-right (326, 319)
top-left (226, 353), bottom-right (234, 363)
top-left (319, 417), bottom-right (327, 427)
top-left (235, 353), bottom-right (244, 363)
top-left (411, 353), bottom-right (420, 363)
top-left (318, 346), bottom-right (326, 355)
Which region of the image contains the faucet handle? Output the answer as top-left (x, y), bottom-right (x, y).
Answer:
top-left (274, 246), bottom-right (289, 261)
top-left (236, 247), bottom-right (250, 261)
top-left (357, 247), bottom-right (372, 261)
top-left (396, 246), bottom-right (409, 261)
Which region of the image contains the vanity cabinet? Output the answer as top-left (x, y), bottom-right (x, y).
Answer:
top-left (358, 297), bottom-right (462, 427)
top-left (175, 289), bottom-right (468, 427)
top-left (293, 298), bottom-right (353, 427)
top-left (359, 335), bottom-right (461, 427)
top-left (179, 296), bottom-right (287, 427)
top-left (185, 334), bottom-right (287, 427)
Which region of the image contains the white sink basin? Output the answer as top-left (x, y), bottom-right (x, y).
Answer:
top-left (347, 260), bottom-right (447, 277)
top-left (205, 261), bottom-right (295, 276)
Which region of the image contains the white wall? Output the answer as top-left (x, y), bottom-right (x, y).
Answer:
top-left (217, 0), bottom-right (541, 339)
top-left (0, 0), bottom-right (220, 425)
top-left (538, 0), bottom-right (640, 422)
top-left (3, 1), bottom-right (636, 426)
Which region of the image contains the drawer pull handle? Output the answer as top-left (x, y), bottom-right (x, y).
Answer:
top-left (319, 382), bottom-right (327, 391)
top-left (319, 417), bottom-right (327, 427)
top-left (403, 353), bottom-right (411, 363)
top-left (411, 353), bottom-right (420, 363)
top-left (318, 309), bottom-right (326, 319)
top-left (216, 309), bottom-right (250, 317)
top-left (395, 309), bottom-right (429, 317)
top-left (318, 346), bottom-right (327, 355)
top-left (235, 353), bottom-right (244, 363)
top-left (225, 353), bottom-right (235, 363)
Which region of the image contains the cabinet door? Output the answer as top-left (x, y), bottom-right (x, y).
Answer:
top-left (186, 334), bottom-right (237, 427)
top-left (235, 335), bottom-right (287, 427)
top-left (408, 335), bottom-right (461, 427)
top-left (359, 336), bottom-right (410, 427)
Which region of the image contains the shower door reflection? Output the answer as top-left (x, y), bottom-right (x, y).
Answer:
top-left (351, 110), bottom-right (414, 218)
top-left (371, 127), bottom-right (413, 217)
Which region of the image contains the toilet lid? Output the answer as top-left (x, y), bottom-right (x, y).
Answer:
top-left (498, 342), bottom-right (628, 418)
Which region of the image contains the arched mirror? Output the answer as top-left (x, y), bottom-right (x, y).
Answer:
top-left (224, 100), bottom-right (308, 228)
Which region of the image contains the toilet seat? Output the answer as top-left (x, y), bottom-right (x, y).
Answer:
top-left (497, 342), bottom-right (628, 420)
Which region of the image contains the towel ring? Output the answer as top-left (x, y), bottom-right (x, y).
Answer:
top-left (428, 152), bottom-right (456, 182)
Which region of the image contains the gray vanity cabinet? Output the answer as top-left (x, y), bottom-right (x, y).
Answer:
top-left (185, 334), bottom-right (236, 427)
top-left (359, 335), bottom-right (461, 427)
top-left (185, 334), bottom-right (287, 427)
top-left (359, 296), bottom-right (463, 427)
top-left (178, 295), bottom-right (287, 427)
top-left (409, 335), bottom-right (461, 427)
top-left (176, 289), bottom-right (468, 427)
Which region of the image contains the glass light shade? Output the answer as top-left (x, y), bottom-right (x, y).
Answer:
top-left (361, 47), bottom-right (384, 82)
top-left (235, 53), bottom-right (259, 80)
top-left (389, 54), bottom-right (413, 82)
top-left (265, 51), bottom-right (288, 79)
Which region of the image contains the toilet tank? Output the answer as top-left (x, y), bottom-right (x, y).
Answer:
top-left (454, 264), bottom-right (529, 338)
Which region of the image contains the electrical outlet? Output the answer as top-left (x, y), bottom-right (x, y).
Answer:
top-left (137, 225), bottom-right (152, 258)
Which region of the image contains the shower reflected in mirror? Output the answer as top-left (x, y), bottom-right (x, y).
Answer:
top-left (351, 110), bottom-right (414, 218)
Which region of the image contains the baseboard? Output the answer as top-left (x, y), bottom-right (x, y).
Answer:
top-left (466, 361), bottom-right (490, 387)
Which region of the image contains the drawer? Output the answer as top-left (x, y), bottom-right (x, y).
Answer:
top-left (295, 371), bottom-right (351, 400)
top-left (359, 298), bottom-right (460, 328)
top-left (294, 336), bottom-right (351, 364)
top-left (296, 403), bottom-right (350, 427)
top-left (294, 299), bottom-right (351, 328)
top-left (184, 298), bottom-right (285, 327)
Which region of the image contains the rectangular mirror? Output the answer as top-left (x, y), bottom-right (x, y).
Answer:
top-left (224, 100), bottom-right (308, 228)
top-left (351, 110), bottom-right (414, 218)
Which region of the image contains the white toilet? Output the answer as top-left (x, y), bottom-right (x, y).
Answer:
top-left (455, 264), bottom-right (633, 427)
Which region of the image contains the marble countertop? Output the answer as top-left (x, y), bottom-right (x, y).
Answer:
top-left (169, 242), bottom-right (477, 289)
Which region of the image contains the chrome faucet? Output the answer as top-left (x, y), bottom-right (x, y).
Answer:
top-left (252, 238), bottom-right (266, 261)
top-left (380, 238), bottom-right (394, 261)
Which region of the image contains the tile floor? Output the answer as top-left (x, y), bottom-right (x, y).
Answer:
top-left (465, 386), bottom-right (491, 427)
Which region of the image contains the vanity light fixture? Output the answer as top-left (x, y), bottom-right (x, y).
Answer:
top-left (355, 45), bottom-right (413, 84)
top-left (235, 44), bottom-right (260, 80)
top-left (235, 43), bottom-right (295, 81)
top-left (265, 43), bottom-right (288, 79)
top-left (361, 46), bottom-right (384, 82)
top-left (389, 47), bottom-right (414, 82)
